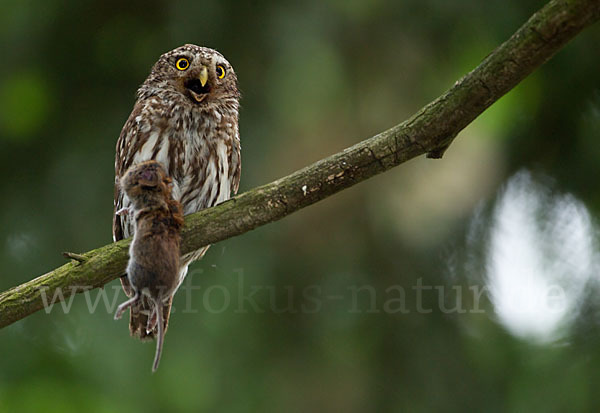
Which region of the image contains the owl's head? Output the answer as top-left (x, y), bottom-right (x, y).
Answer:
top-left (139, 44), bottom-right (240, 110)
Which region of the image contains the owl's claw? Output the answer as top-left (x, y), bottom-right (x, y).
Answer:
top-left (116, 206), bottom-right (132, 216)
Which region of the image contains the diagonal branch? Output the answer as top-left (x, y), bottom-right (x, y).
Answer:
top-left (1, 0), bottom-right (599, 329)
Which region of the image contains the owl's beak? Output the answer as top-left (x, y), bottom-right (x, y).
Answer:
top-left (185, 65), bottom-right (211, 104)
top-left (199, 66), bottom-right (208, 87)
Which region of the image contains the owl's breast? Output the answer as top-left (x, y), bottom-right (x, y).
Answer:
top-left (167, 113), bottom-right (235, 216)
top-left (125, 105), bottom-right (236, 219)
top-left (177, 137), bottom-right (232, 215)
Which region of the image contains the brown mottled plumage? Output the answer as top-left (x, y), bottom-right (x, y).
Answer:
top-left (113, 44), bottom-right (241, 339)
top-left (114, 161), bottom-right (184, 372)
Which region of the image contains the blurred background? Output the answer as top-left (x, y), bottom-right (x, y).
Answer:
top-left (1, 0), bottom-right (600, 411)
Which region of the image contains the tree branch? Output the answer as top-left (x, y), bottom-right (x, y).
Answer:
top-left (1, 0), bottom-right (599, 329)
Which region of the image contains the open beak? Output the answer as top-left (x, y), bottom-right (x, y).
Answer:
top-left (186, 65), bottom-right (210, 103)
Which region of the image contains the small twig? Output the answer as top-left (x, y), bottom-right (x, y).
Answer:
top-left (62, 252), bottom-right (88, 264)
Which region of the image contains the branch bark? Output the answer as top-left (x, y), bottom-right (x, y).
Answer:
top-left (1, 0), bottom-right (599, 329)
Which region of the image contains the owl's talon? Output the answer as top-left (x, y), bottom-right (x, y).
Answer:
top-left (116, 207), bottom-right (132, 216)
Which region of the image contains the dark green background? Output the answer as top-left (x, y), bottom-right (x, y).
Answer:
top-left (2, 0), bottom-right (600, 411)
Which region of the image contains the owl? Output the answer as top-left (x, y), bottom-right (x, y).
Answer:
top-left (113, 44), bottom-right (241, 339)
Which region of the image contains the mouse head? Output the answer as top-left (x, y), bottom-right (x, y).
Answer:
top-left (121, 161), bottom-right (173, 205)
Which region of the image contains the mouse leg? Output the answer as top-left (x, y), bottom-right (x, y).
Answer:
top-left (114, 290), bottom-right (140, 320)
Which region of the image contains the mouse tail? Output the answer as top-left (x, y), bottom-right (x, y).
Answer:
top-left (152, 300), bottom-right (165, 372)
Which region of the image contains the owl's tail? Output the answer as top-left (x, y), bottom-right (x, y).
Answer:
top-left (119, 275), bottom-right (172, 340)
top-left (119, 246), bottom-right (210, 340)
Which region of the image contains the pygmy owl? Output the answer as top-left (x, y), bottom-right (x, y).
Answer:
top-left (113, 44), bottom-right (241, 339)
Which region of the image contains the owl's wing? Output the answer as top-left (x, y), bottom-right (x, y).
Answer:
top-left (112, 105), bottom-right (144, 242)
top-left (113, 155), bottom-right (126, 242)
top-left (112, 139), bottom-right (128, 242)
top-left (112, 181), bottom-right (124, 242)
top-left (230, 132), bottom-right (242, 194)
top-left (113, 107), bottom-right (144, 313)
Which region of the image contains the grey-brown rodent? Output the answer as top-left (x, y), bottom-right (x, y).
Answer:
top-left (114, 160), bottom-right (184, 372)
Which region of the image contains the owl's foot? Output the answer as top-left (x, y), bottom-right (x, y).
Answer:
top-left (116, 206), bottom-right (132, 216)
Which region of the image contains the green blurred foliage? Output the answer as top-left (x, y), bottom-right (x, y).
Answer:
top-left (0, 71), bottom-right (52, 141)
top-left (1, 0), bottom-right (600, 412)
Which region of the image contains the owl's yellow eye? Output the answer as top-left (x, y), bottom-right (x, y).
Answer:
top-left (175, 58), bottom-right (190, 71)
top-left (216, 65), bottom-right (226, 79)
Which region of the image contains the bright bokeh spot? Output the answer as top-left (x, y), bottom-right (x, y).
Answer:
top-left (483, 171), bottom-right (596, 343)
